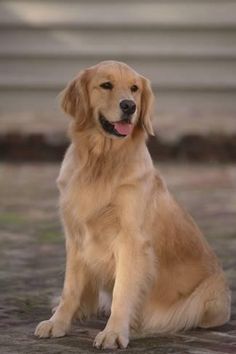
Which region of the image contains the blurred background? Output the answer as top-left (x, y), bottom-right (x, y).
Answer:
top-left (0, 0), bottom-right (236, 161)
top-left (0, 2), bottom-right (236, 353)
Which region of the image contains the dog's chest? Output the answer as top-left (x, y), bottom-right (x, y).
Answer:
top-left (63, 170), bottom-right (114, 221)
top-left (80, 205), bottom-right (120, 284)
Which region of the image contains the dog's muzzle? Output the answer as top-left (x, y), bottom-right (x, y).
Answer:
top-left (99, 114), bottom-right (134, 137)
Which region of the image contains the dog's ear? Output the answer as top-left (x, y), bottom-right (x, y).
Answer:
top-left (61, 69), bottom-right (90, 128)
top-left (140, 76), bottom-right (155, 136)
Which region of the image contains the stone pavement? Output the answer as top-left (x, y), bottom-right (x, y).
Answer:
top-left (0, 163), bottom-right (235, 354)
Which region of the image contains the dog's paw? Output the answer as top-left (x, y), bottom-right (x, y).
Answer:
top-left (34, 320), bottom-right (68, 338)
top-left (93, 329), bottom-right (129, 350)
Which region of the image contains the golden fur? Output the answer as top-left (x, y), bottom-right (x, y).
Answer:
top-left (35, 61), bottom-right (231, 349)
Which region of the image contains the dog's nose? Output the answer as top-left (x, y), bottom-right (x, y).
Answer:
top-left (120, 100), bottom-right (136, 115)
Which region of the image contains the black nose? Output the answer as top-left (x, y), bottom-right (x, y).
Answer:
top-left (120, 100), bottom-right (136, 115)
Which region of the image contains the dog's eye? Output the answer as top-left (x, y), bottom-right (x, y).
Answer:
top-left (100, 82), bottom-right (113, 90)
top-left (131, 84), bottom-right (138, 93)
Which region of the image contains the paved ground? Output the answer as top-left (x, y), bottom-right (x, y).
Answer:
top-left (0, 162), bottom-right (236, 354)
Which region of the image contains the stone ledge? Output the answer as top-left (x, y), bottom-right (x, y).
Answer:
top-left (1, 132), bottom-right (236, 162)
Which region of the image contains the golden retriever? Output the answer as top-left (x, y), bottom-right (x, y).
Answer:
top-left (35, 61), bottom-right (231, 349)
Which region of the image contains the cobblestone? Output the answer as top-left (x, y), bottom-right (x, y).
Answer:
top-left (0, 163), bottom-right (235, 353)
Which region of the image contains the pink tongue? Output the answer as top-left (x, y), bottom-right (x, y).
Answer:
top-left (114, 121), bottom-right (133, 136)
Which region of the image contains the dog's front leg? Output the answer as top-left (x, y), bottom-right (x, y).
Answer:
top-left (94, 231), bottom-right (152, 349)
top-left (35, 236), bottom-right (89, 338)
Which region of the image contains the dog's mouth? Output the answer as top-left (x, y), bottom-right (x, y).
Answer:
top-left (99, 114), bottom-right (134, 137)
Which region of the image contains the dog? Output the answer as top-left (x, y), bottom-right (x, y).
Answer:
top-left (35, 61), bottom-right (231, 349)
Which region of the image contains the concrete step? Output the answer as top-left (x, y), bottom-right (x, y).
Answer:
top-left (0, 0), bottom-right (235, 133)
top-left (1, 88), bottom-right (236, 115)
top-left (0, 0), bottom-right (236, 29)
top-left (1, 28), bottom-right (236, 58)
top-left (1, 102), bottom-right (236, 142)
top-left (1, 57), bottom-right (236, 90)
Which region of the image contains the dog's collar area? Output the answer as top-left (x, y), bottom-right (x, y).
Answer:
top-left (99, 114), bottom-right (129, 137)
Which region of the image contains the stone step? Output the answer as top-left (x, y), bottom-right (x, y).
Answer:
top-left (1, 57), bottom-right (236, 90)
top-left (0, 96), bottom-right (236, 141)
top-left (0, 0), bottom-right (235, 132)
top-left (0, 0), bottom-right (235, 29)
top-left (1, 28), bottom-right (236, 58)
top-left (1, 88), bottom-right (236, 114)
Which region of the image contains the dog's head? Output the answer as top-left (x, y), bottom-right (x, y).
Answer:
top-left (61, 61), bottom-right (154, 138)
